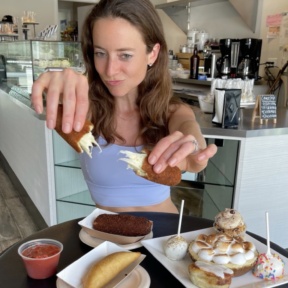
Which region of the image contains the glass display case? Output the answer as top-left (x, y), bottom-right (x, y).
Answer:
top-left (0, 40), bottom-right (83, 94)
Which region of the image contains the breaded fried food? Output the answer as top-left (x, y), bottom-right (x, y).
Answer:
top-left (93, 213), bottom-right (152, 236)
top-left (119, 149), bottom-right (181, 186)
top-left (55, 104), bottom-right (101, 157)
top-left (82, 251), bottom-right (141, 288)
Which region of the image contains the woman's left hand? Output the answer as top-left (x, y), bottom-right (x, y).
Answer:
top-left (147, 131), bottom-right (217, 174)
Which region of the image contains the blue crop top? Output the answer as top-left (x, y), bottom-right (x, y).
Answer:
top-left (79, 136), bottom-right (170, 207)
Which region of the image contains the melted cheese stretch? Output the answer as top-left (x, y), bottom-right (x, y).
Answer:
top-left (119, 150), bottom-right (147, 176)
top-left (79, 132), bottom-right (102, 158)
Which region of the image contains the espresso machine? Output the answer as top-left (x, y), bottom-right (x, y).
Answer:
top-left (237, 38), bottom-right (262, 80)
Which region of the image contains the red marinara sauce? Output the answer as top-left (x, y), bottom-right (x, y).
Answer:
top-left (22, 244), bottom-right (60, 259)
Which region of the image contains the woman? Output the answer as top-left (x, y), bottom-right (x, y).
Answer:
top-left (31, 0), bottom-right (217, 213)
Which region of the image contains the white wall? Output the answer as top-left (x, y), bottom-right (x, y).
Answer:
top-left (77, 5), bottom-right (94, 40)
top-left (260, 0), bottom-right (288, 68)
top-left (0, 92), bottom-right (56, 226)
top-left (188, 2), bottom-right (259, 40)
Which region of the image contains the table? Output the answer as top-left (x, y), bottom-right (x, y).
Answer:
top-left (1, 212), bottom-right (288, 288)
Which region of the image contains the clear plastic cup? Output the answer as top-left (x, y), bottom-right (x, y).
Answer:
top-left (18, 238), bottom-right (63, 279)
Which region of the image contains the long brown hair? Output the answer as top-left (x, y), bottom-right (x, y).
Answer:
top-left (81, 0), bottom-right (180, 146)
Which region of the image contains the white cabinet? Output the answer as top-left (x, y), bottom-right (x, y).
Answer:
top-left (52, 132), bottom-right (95, 223)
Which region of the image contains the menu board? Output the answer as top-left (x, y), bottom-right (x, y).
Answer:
top-left (260, 95), bottom-right (277, 119)
top-left (253, 95), bottom-right (277, 124)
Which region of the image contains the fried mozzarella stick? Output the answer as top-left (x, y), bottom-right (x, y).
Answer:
top-left (119, 149), bottom-right (181, 186)
top-left (55, 104), bottom-right (101, 157)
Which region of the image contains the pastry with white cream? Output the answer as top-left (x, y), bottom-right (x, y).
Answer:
top-left (189, 260), bottom-right (233, 288)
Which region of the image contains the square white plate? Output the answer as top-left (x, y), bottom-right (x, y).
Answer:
top-left (57, 241), bottom-right (147, 288)
top-left (141, 227), bottom-right (288, 288)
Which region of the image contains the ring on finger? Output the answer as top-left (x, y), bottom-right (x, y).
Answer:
top-left (191, 139), bottom-right (199, 155)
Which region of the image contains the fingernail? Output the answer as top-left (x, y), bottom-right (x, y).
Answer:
top-left (74, 121), bottom-right (82, 132)
top-left (35, 105), bottom-right (42, 114)
top-left (154, 164), bottom-right (162, 173)
top-left (149, 155), bottom-right (156, 165)
top-left (63, 123), bottom-right (71, 133)
top-left (169, 158), bottom-right (177, 166)
top-left (47, 120), bottom-right (54, 129)
top-left (198, 154), bottom-right (206, 161)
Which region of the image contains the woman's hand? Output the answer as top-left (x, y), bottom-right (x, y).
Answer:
top-left (31, 68), bottom-right (89, 133)
top-left (148, 131), bottom-right (217, 174)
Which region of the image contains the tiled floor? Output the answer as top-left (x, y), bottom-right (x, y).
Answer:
top-left (0, 165), bottom-right (40, 254)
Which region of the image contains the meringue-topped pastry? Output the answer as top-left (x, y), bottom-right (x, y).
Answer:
top-left (214, 208), bottom-right (246, 237)
top-left (188, 233), bottom-right (258, 277)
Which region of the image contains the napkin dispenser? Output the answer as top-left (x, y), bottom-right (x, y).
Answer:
top-left (212, 88), bottom-right (241, 128)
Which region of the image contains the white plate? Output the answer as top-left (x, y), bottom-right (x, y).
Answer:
top-left (56, 265), bottom-right (150, 288)
top-left (79, 228), bottom-right (153, 250)
top-left (141, 227), bottom-right (288, 288)
top-left (57, 241), bottom-right (150, 288)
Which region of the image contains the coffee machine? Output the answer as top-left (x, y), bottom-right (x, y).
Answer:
top-left (216, 38), bottom-right (242, 79)
top-left (216, 38), bottom-right (233, 78)
top-left (216, 38), bottom-right (262, 80)
top-left (237, 38), bottom-right (262, 80)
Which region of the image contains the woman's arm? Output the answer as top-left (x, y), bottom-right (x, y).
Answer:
top-left (148, 103), bottom-right (217, 173)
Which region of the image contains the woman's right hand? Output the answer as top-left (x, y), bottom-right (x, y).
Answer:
top-left (31, 68), bottom-right (89, 133)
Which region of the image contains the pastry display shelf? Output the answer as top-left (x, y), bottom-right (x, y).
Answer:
top-left (55, 159), bottom-right (81, 169)
top-left (57, 190), bottom-right (95, 207)
top-left (180, 158), bottom-right (235, 188)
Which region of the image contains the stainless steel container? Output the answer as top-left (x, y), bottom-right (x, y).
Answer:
top-left (204, 51), bottom-right (221, 78)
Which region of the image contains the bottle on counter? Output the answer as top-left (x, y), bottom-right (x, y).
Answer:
top-left (190, 44), bottom-right (200, 79)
